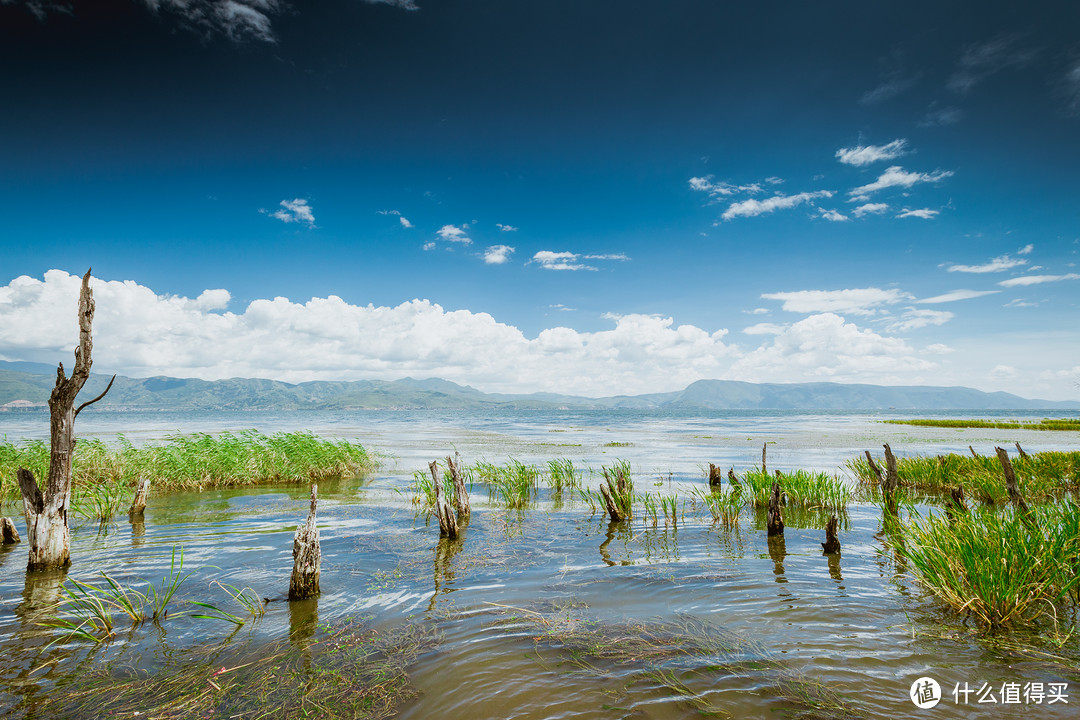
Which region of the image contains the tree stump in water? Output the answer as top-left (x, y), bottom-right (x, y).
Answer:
top-left (995, 447), bottom-right (1030, 515)
top-left (945, 485), bottom-right (968, 521)
top-left (882, 443), bottom-right (900, 514)
top-left (864, 450), bottom-right (884, 482)
top-left (969, 445), bottom-right (979, 458)
top-left (708, 463), bottom-right (723, 489)
top-left (761, 442), bottom-right (768, 477)
top-left (1, 517), bottom-right (20, 545)
top-left (16, 269), bottom-right (114, 571)
top-left (766, 480), bottom-right (784, 536)
top-left (727, 468), bottom-right (741, 493)
top-left (446, 452), bottom-right (470, 516)
top-left (128, 478), bottom-right (150, 520)
top-left (430, 461), bottom-right (459, 539)
top-left (1014, 442), bottom-right (1029, 459)
top-left (821, 515), bottom-right (840, 554)
top-left (289, 484), bottom-right (321, 601)
top-left (599, 466), bottom-right (630, 522)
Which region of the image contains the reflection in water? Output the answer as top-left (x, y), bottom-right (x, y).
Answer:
top-left (429, 521), bottom-right (466, 611)
top-left (827, 553), bottom-right (844, 589)
top-left (289, 596), bottom-right (319, 643)
top-left (8, 569), bottom-right (69, 715)
top-left (130, 517), bottom-right (146, 548)
top-left (767, 535), bottom-right (787, 583)
top-left (638, 525), bottom-right (680, 563)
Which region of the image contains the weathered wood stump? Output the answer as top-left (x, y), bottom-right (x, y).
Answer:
top-left (821, 515), bottom-right (840, 554)
top-left (445, 452), bottom-right (470, 516)
top-left (430, 461), bottom-right (459, 539)
top-left (16, 269), bottom-right (114, 571)
top-left (995, 447), bottom-right (1030, 515)
top-left (1, 517), bottom-right (20, 544)
top-left (708, 463), bottom-right (723, 489)
top-left (761, 442), bottom-right (768, 477)
top-left (599, 466), bottom-right (630, 522)
top-left (727, 468), bottom-right (741, 493)
top-left (289, 484), bottom-right (321, 600)
top-left (945, 485), bottom-right (968, 521)
top-left (969, 445), bottom-right (979, 458)
top-left (882, 443), bottom-right (899, 514)
top-left (1014, 442), bottom-right (1029, 459)
top-left (766, 480), bottom-right (784, 536)
top-left (864, 450), bottom-right (884, 482)
top-left (128, 478), bottom-right (150, 520)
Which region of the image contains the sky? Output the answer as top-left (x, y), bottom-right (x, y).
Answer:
top-left (0, 0), bottom-right (1078, 400)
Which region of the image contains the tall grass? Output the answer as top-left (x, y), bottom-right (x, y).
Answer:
top-left (693, 487), bottom-right (744, 527)
top-left (889, 502), bottom-right (1080, 629)
top-left (0, 431), bottom-right (374, 505)
top-left (546, 458), bottom-right (581, 491)
top-left (742, 469), bottom-right (850, 510)
top-left (884, 418), bottom-right (1080, 431)
top-left (474, 458), bottom-right (539, 508)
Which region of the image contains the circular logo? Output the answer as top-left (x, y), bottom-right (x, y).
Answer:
top-left (910, 676), bottom-right (942, 709)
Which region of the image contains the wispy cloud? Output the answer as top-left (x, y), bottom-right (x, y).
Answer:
top-left (947, 255), bottom-right (1027, 273)
top-left (1017, 244), bottom-right (1034, 255)
top-left (689, 176), bottom-right (766, 199)
top-left (761, 287), bottom-right (911, 316)
top-left (998, 273), bottom-right (1080, 287)
top-left (848, 166), bottom-right (953, 197)
top-left (483, 245), bottom-right (514, 265)
top-left (835, 139), bottom-right (909, 167)
top-left (818, 208), bottom-right (848, 222)
top-left (852, 203), bottom-right (889, 218)
top-left (378, 210), bottom-right (413, 228)
top-left (860, 50), bottom-right (920, 105)
top-left (888, 308), bottom-right (954, 332)
top-left (266, 198), bottom-right (315, 227)
top-left (721, 191), bottom-right (833, 221)
top-left (496, 223), bottom-right (518, 232)
top-left (948, 34), bottom-right (1038, 94)
top-left (896, 208), bottom-right (939, 219)
top-left (436, 224), bottom-right (472, 245)
top-left (531, 251), bottom-right (595, 271)
top-left (1061, 59), bottom-right (1080, 115)
top-left (918, 104), bottom-right (963, 127)
top-left (583, 253), bottom-right (630, 261)
top-left (916, 289), bottom-right (1000, 304)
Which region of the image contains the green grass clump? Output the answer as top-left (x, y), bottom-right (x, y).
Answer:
top-left (884, 418), bottom-right (1080, 431)
top-left (742, 469), bottom-right (850, 511)
top-left (693, 487), bottom-right (744, 527)
top-left (545, 458), bottom-right (581, 491)
top-left (1, 431), bottom-right (374, 506)
top-left (474, 458), bottom-right (539, 508)
top-left (890, 502), bottom-right (1080, 629)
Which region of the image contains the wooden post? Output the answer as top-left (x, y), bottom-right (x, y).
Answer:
top-left (882, 443), bottom-right (899, 514)
top-left (430, 461), bottom-right (458, 539)
top-left (821, 515), bottom-right (840, 554)
top-left (445, 452), bottom-right (470, 516)
top-left (16, 270), bottom-right (114, 571)
top-left (995, 447), bottom-right (1030, 514)
top-left (761, 442), bottom-right (767, 477)
top-left (969, 445), bottom-right (979, 458)
top-left (766, 480), bottom-right (784, 536)
top-left (1014, 442), bottom-right (1029, 459)
top-left (708, 463), bottom-right (723, 489)
top-left (1, 517), bottom-right (20, 545)
top-left (128, 478), bottom-right (150, 520)
top-left (727, 468), bottom-right (741, 493)
top-left (289, 484), bottom-right (321, 600)
top-left (864, 450), bottom-right (884, 482)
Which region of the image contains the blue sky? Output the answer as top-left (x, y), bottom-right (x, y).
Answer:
top-left (1, 1), bottom-right (1078, 399)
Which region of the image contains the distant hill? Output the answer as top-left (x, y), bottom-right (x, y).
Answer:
top-left (1, 361), bottom-right (1077, 412)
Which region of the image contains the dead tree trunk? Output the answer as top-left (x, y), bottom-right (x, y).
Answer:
top-left (766, 480), bottom-right (784, 536)
top-left (430, 461), bottom-right (458, 539)
top-left (969, 445), bottom-right (979, 458)
top-left (1014, 442), bottom-right (1029, 459)
top-left (945, 486), bottom-right (968, 522)
top-left (761, 442), bottom-right (767, 477)
top-left (445, 452), bottom-right (470, 516)
top-left (727, 468), bottom-right (742, 493)
top-left (599, 466), bottom-right (630, 522)
top-left (708, 463), bottom-right (723, 489)
top-left (821, 515), bottom-right (840, 554)
top-left (864, 450), bottom-right (884, 483)
top-left (128, 478), bottom-right (150, 520)
top-left (995, 447), bottom-right (1030, 515)
top-left (882, 443), bottom-right (900, 515)
top-left (1, 517), bottom-right (20, 545)
top-left (289, 484), bottom-right (321, 600)
top-left (17, 270), bottom-right (113, 571)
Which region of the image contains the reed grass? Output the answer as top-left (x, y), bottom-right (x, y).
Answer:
top-left (889, 501), bottom-right (1080, 629)
top-left (546, 457), bottom-right (581, 491)
top-left (693, 487), bottom-right (744, 527)
top-left (885, 418), bottom-right (1080, 431)
top-left (475, 458), bottom-right (539, 508)
top-left (742, 469), bottom-right (850, 510)
top-left (0, 431), bottom-right (374, 505)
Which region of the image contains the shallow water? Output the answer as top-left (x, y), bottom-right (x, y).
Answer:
top-left (0, 409), bottom-right (1077, 718)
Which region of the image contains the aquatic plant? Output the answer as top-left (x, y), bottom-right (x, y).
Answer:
top-left (889, 501), bottom-right (1080, 629)
top-left (599, 461), bottom-right (633, 521)
top-left (884, 418), bottom-right (1080, 431)
top-left (741, 469), bottom-right (850, 510)
top-left (545, 457), bottom-right (581, 491)
top-left (474, 458), bottom-right (539, 508)
top-left (693, 487), bottom-right (744, 527)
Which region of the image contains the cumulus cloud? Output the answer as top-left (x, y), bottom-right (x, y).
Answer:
top-left (916, 289), bottom-right (999, 304)
top-left (483, 245), bottom-right (514, 265)
top-left (835, 139), bottom-right (909, 167)
top-left (1017, 244), bottom-right (1034, 255)
top-left (947, 255), bottom-right (1027, 273)
top-left (852, 203), bottom-right (889, 218)
top-left (742, 323), bottom-right (786, 335)
top-left (761, 287), bottom-right (911, 316)
top-left (896, 208), bottom-right (939, 219)
top-left (436, 224), bottom-right (472, 245)
top-left (887, 308), bottom-right (954, 332)
top-left (998, 273), bottom-right (1080, 288)
top-left (848, 166), bottom-right (953, 197)
top-left (948, 34), bottom-right (1037, 94)
top-left (531, 251), bottom-right (594, 271)
top-left (819, 208), bottom-right (848, 222)
top-left (267, 198), bottom-right (316, 227)
top-left (721, 191), bottom-right (833, 221)
top-left (496, 223), bottom-right (518, 232)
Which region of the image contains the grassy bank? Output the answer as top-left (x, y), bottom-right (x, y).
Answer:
top-left (884, 418), bottom-right (1080, 431)
top-left (1, 430), bottom-right (375, 508)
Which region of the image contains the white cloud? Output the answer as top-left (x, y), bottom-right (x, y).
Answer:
top-left (583, 253), bottom-right (630, 261)
top-left (422, 241), bottom-right (436, 251)
top-left (918, 104), bottom-right (963, 127)
top-left (745, 308), bottom-right (770, 315)
top-left (689, 175), bottom-right (765, 199)
top-left (531, 251), bottom-right (594, 271)
top-left (849, 166), bottom-right (953, 196)
top-left (819, 208), bottom-right (848, 222)
top-left (947, 255), bottom-right (1027, 273)
top-left (761, 287), bottom-right (911, 316)
top-left (742, 323), bottom-right (786, 335)
top-left (852, 203), bottom-right (889, 217)
top-left (1017, 244), bottom-right (1034, 255)
top-left (378, 210), bottom-right (413, 228)
top-left (998, 273), bottom-right (1080, 288)
top-left (496, 223), bottom-right (518, 232)
top-left (896, 208), bottom-right (939, 219)
top-left (193, 289), bottom-right (231, 311)
top-left (990, 364), bottom-right (1019, 380)
top-left (835, 139), bottom-right (909, 167)
top-left (887, 308), bottom-right (954, 332)
top-left (483, 245), bottom-right (514, 265)
top-left (1062, 59), bottom-right (1080, 115)
top-left (267, 198), bottom-right (315, 227)
top-left (916, 289), bottom-right (999, 304)
top-left (721, 191), bottom-right (834, 221)
top-left (436, 224), bottom-right (472, 245)
top-left (948, 34), bottom-right (1037, 94)
top-left (1004, 298), bottom-right (1037, 308)
top-left (400, 216), bottom-right (413, 228)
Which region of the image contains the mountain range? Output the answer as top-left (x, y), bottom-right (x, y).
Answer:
top-left (1, 360), bottom-right (1077, 412)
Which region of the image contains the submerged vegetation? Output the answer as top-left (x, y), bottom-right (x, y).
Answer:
top-left (0, 431), bottom-right (374, 508)
top-left (884, 418), bottom-right (1080, 432)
